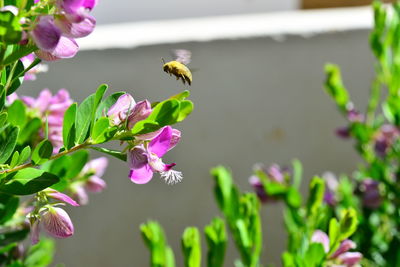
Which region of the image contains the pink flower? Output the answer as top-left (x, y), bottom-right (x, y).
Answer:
top-left (44, 189), bottom-right (79, 206)
top-left (311, 230), bottom-right (362, 266)
top-left (128, 126), bottom-right (182, 184)
top-left (70, 184), bottom-right (89, 205)
top-left (82, 157), bottom-right (108, 193)
top-left (30, 219), bottom-right (40, 245)
top-left (30, 16), bottom-right (61, 52)
top-left (21, 89), bottom-right (73, 152)
top-left (42, 207), bottom-right (74, 238)
top-left (107, 94), bottom-right (152, 129)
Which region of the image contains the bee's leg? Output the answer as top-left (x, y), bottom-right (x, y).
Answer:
top-left (181, 74), bottom-right (187, 84)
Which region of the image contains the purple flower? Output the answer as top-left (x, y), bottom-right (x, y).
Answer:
top-left (358, 179), bottom-right (381, 209)
top-left (335, 126), bottom-right (351, 139)
top-left (128, 126), bottom-right (182, 184)
top-left (374, 124), bottom-right (400, 157)
top-left (35, 36), bottom-right (78, 61)
top-left (55, 13), bottom-right (96, 38)
top-left (30, 16), bottom-right (61, 52)
top-left (127, 100), bottom-right (152, 129)
top-left (70, 183), bottom-right (89, 205)
top-left (248, 176), bottom-right (270, 203)
top-left (311, 230), bottom-right (362, 266)
top-left (249, 163), bottom-right (289, 203)
top-left (322, 172), bottom-right (339, 206)
top-left (42, 207), bottom-right (74, 238)
top-left (58, 0), bottom-right (97, 23)
top-left (347, 108), bottom-right (364, 123)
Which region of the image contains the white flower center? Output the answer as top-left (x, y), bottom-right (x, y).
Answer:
top-left (160, 170), bottom-right (183, 185)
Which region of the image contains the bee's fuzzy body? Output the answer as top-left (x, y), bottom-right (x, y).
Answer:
top-left (163, 60), bottom-right (192, 85)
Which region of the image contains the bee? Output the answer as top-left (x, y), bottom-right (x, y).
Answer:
top-left (162, 49), bottom-right (192, 86)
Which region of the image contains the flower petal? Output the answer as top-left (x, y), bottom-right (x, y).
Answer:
top-left (35, 37), bottom-right (79, 61)
top-left (128, 147), bottom-right (153, 184)
top-left (85, 175), bottom-right (106, 193)
top-left (42, 207), bottom-right (74, 238)
top-left (30, 16), bottom-right (61, 51)
top-left (149, 126), bottom-right (173, 158)
top-left (311, 230), bottom-right (330, 253)
top-left (46, 190), bottom-right (79, 206)
top-left (55, 14), bottom-right (96, 38)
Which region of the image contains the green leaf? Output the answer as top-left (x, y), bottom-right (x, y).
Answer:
top-left (285, 187), bottom-right (302, 208)
top-left (7, 100), bottom-right (26, 128)
top-left (148, 99), bottom-right (180, 126)
top-left (0, 126), bottom-right (19, 164)
top-left (0, 193), bottom-right (19, 224)
top-left (63, 103), bottom-right (77, 149)
top-left (17, 118), bottom-right (41, 144)
top-left (204, 217), bottom-right (227, 267)
top-left (0, 112), bottom-right (7, 127)
top-left (6, 60), bottom-right (25, 95)
top-left (2, 45), bottom-right (36, 66)
top-left (93, 84), bottom-right (108, 117)
top-left (9, 150), bottom-right (19, 168)
top-left (18, 146), bottom-right (31, 165)
top-left (24, 238), bottom-right (55, 267)
top-left (31, 139), bottom-right (53, 165)
top-left (95, 91), bottom-right (124, 119)
top-left (306, 177), bottom-right (325, 216)
top-left (169, 90), bottom-right (190, 101)
top-left (0, 168), bottom-right (59, 195)
top-left (324, 64), bottom-right (350, 112)
top-left (291, 159), bottom-right (302, 189)
top-left (65, 150), bottom-right (89, 179)
top-left (92, 117), bottom-right (117, 144)
top-left (140, 220), bottom-right (174, 267)
top-left (177, 100), bottom-right (194, 122)
top-left (90, 146), bottom-right (127, 161)
top-left (339, 208), bottom-right (358, 240)
top-left (131, 120), bottom-right (160, 135)
top-left (0, 228), bottom-right (29, 247)
top-left (75, 94), bottom-right (95, 144)
top-left (182, 227), bottom-right (201, 267)
top-left (328, 218), bottom-right (340, 253)
top-left (304, 243), bottom-right (325, 267)
top-left (0, 11), bottom-right (22, 44)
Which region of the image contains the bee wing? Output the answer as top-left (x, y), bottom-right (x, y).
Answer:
top-left (172, 49), bottom-right (191, 65)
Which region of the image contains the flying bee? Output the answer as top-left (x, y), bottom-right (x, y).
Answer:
top-left (162, 49), bottom-right (192, 86)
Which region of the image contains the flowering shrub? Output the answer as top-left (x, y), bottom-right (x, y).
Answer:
top-left (139, 2), bottom-right (400, 267)
top-left (0, 0), bottom-right (193, 266)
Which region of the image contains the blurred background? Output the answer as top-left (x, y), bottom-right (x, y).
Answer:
top-left (20, 0), bottom-right (384, 266)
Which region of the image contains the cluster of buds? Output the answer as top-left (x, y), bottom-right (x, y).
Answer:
top-left (28, 0), bottom-right (97, 61)
top-left (373, 124), bottom-right (400, 157)
top-left (311, 230), bottom-right (362, 266)
top-left (335, 105), bottom-right (364, 139)
top-left (28, 189), bottom-right (79, 244)
top-left (248, 163), bottom-right (290, 203)
top-left (357, 179), bottom-right (382, 209)
top-left (107, 94), bottom-right (183, 185)
top-left (9, 89), bottom-right (73, 152)
top-left (69, 157), bottom-right (108, 205)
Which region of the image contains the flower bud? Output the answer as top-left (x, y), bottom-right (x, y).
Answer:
top-left (71, 185), bottom-right (89, 205)
top-left (85, 176), bottom-right (106, 193)
top-left (311, 230), bottom-right (330, 253)
top-left (42, 207), bottom-right (74, 238)
top-left (30, 219), bottom-right (40, 245)
top-left (107, 94), bottom-right (136, 126)
top-left (337, 252), bottom-right (362, 266)
top-left (127, 100), bottom-right (152, 129)
top-left (331, 239), bottom-right (356, 259)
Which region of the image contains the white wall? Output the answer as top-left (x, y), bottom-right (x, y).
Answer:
top-left (92, 0), bottom-right (298, 24)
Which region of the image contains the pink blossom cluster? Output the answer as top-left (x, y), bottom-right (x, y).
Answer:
top-left (107, 94), bottom-right (183, 185)
top-left (9, 89), bottom-right (73, 152)
top-left (29, 0), bottom-right (97, 61)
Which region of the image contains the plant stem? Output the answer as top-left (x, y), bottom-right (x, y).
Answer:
top-left (0, 143), bottom-right (88, 175)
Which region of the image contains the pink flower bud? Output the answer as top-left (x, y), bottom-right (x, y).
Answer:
top-left (30, 219), bottom-right (40, 245)
top-left (311, 230), bottom-right (330, 253)
top-left (127, 100), bottom-right (152, 129)
top-left (71, 185), bottom-right (89, 205)
top-left (85, 176), bottom-right (106, 193)
top-left (107, 94), bottom-right (136, 126)
top-left (331, 239), bottom-right (356, 259)
top-left (42, 207), bottom-right (74, 239)
top-left (337, 252), bottom-right (362, 266)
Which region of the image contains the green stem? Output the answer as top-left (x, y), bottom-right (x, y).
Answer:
top-left (0, 143), bottom-right (89, 175)
top-left (4, 60), bottom-right (18, 94)
top-left (366, 77), bottom-right (381, 126)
